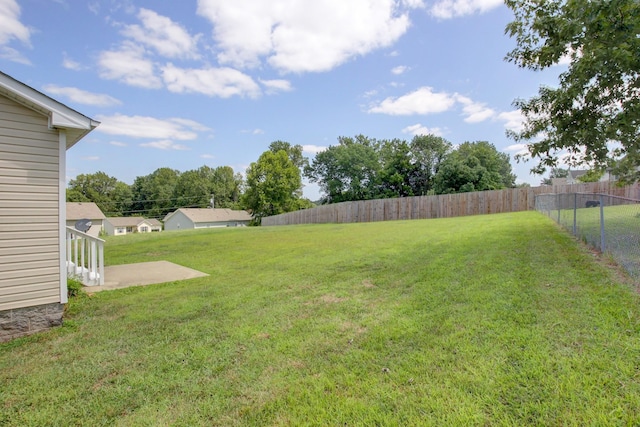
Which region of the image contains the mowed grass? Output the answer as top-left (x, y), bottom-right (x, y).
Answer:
top-left (2, 211), bottom-right (640, 425)
top-left (555, 204), bottom-right (640, 276)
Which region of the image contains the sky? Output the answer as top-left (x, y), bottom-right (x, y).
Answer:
top-left (0, 0), bottom-right (567, 200)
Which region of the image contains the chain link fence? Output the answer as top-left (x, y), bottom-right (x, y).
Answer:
top-left (535, 193), bottom-right (640, 279)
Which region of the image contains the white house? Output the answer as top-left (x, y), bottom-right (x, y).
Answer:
top-left (66, 202), bottom-right (106, 237)
top-left (163, 208), bottom-right (252, 231)
top-left (0, 71), bottom-right (99, 341)
top-left (105, 217), bottom-right (162, 236)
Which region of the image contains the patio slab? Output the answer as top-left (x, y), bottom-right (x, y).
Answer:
top-left (86, 261), bottom-right (209, 292)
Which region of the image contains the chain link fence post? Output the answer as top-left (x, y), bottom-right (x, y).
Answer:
top-left (599, 194), bottom-right (606, 253)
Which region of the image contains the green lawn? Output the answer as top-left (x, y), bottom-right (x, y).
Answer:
top-left (2, 211), bottom-right (640, 425)
top-left (553, 203), bottom-right (640, 277)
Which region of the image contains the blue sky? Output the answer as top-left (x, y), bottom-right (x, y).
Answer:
top-left (1, 0), bottom-right (566, 200)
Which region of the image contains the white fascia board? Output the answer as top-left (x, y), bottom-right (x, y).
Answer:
top-left (0, 72), bottom-right (99, 144)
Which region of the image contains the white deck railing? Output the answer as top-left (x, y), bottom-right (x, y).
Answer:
top-left (66, 227), bottom-right (105, 286)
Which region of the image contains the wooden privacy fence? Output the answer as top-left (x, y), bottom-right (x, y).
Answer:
top-left (262, 181), bottom-right (640, 226)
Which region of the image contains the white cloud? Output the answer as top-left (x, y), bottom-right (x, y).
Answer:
top-left (196, 0), bottom-right (420, 73)
top-left (42, 84), bottom-right (122, 107)
top-left (95, 113), bottom-right (204, 140)
top-left (87, 1), bottom-right (99, 15)
top-left (497, 110), bottom-right (525, 132)
top-left (402, 0), bottom-right (426, 7)
top-left (169, 118), bottom-right (211, 132)
top-left (504, 143), bottom-right (528, 155)
top-left (391, 65), bottom-right (409, 75)
top-left (62, 53), bottom-right (84, 70)
top-left (81, 156), bottom-right (100, 161)
top-left (140, 139), bottom-right (190, 150)
top-left (260, 78), bottom-right (293, 94)
top-left (303, 144), bottom-right (328, 154)
top-left (240, 128), bottom-right (265, 135)
top-left (98, 41), bottom-right (162, 88)
top-left (162, 64), bottom-right (261, 98)
top-left (0, 0), bottom-right (31, 63)
top-left (430, 0), bottom-right (503, 19)
top-left (401, 123), bottom-right (443, 136)
top-left (200, 153), bottom-right (215, 159)
top-left (0, 45), bottom-right (29, 64)
top-left (121, 8), bottom-right (201, 59)
top-left (455, 94), bottom-right (495, 123)
top-left (368, 86), bottom-right (456, 115)
top-left (109, 141), bottom-right (127, 147)
top-left (0, 0), bottom-right (31, 45)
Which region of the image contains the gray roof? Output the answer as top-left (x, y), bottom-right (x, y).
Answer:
top-left (66, 202), bottom-right (106, 220)
top-left (165, 208), bottom-right (252, 223)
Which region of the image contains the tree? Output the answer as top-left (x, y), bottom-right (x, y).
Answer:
top-left (268, 141), bottom-right (308, 171)
top-left (433, 141), bottom-right (516, 194)
top-left (540, 167), bottom-right (569, 185)
top-left (408, 134), bottom-right (453, 195)
top-left (172, 168), bottom-right (212, 208)
top-left (210, 166), bottom-right (244, 208)
top-left (577, 168), bottom-right (605, 183)
top-left (505, 0), bottom-right (640, 181)
top-left (376, 138), bottom-right (415, 198)
top-left (131, 168), bottom-right (180, 219)
top-left (66, 172), bottom-right (133, 216)
top-left (242, 150), bottom-right (305, 224)
top-left (305, 135), bottom-right (381, 203)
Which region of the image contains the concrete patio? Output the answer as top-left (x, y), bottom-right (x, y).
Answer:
top-left (85, 261), bottom-right (209, 292)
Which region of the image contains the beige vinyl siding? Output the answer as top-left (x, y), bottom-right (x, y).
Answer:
top-left (0, 95), bottom-right (62, 311)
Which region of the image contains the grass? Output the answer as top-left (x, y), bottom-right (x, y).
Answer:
top-left (2, 211), bottom-right (640, 425)
top-left (553, 203), bottom-right (640, 277)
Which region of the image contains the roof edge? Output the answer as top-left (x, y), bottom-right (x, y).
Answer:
top-left (0, 71), bottom-right (99, 147)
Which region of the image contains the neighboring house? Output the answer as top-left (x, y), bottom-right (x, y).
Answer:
top-left (0, 71), bottom-right (99, 341)
top-left (66, 202), bottom-right (106, 237)
top-left (163, 208), bottom-right (252, 231)
top-left (552, 169), bottom-right (613, 186)
top-left (105, 217), bottom-right (163, 236)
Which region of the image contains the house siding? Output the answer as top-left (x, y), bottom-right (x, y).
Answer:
top-left (0, 95), bottom-right (62, 312)
top-left (164, 211), bottom-right (193, 231)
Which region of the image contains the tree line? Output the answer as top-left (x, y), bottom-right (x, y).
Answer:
top-left (66, 165), bottom-right (244, 219)
top-left (67, 136), bottom-right (516, 224)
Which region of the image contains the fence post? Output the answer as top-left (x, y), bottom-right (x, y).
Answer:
top-left (557, 193), bottom-right (561, 223)
top-left (573, 193), bottom-right (577, 235)
top-left (599, 194), bottom-right (606, 252)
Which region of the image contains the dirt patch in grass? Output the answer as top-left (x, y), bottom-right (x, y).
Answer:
top-left (362, 279), bottom-right (377, 288)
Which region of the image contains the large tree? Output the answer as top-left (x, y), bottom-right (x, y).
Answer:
top-left (172, 167), bottom-right (212, 208)
top-left (505, 0), bottom-right (640, 182)
top-left (268, 141), bottom-right (308, 171)
top-left (408, 134), bottom-right (453, 195)
top-left (305, 135), bottom-right (381, 203)
top-left (210, 166), bottom-right (244, 208)
top-left (131, 168), bottom-right (180, 219)
top-left (66, 172), bottom-right (132, 216)
top-left (433, 141), bottom-right (516, 194)
top-left (242, 150), bottom-right (306, 223)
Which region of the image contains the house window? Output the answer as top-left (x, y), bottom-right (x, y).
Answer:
top-left (116, 227), bottom-right (125, 234)
top-left (140, 226), bottom-right (149, 233)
